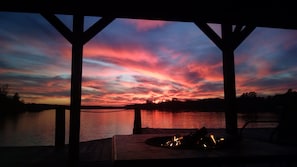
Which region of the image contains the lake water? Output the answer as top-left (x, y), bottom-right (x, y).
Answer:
top-left (0, 109), bottom-right (279, 146)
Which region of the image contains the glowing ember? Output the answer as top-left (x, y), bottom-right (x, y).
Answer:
top-left (161, 135), bottom-right (183, 147)
top-left (153, 127), bottom-right (225, 150)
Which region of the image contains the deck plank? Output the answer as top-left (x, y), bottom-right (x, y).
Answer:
top-left (0, 138), bottom-right (112, 167)
top-left (0, 128), bottom-right (290, 167)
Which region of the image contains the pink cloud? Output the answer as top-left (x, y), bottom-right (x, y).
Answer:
top-left (186, 61), bottom-right (223, 82)
top-left (123, 19), bottom-right (168, 32)
top-left (84, 43), bottom-right (159, 64)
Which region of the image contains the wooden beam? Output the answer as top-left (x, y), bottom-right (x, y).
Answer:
top-left (83, 17), bottom-right (115, 44)
top-left (55, 106), bottom-right (65, 148)
top-left (194, 21), bottom-right (224, 50)
top-left (133, 108), bottom-right (142, 134)
top-left (3, 2), bottom-right (297, 30)
top-left (195, 22), bottom-right (255, 136)
top-left (68, 14), bottom-right (84, 166)
top-left (233, 25), bottom-right (244, 35)
top-left (221, 24), bottom-right (238, 135)
top-left (41, 13), bottom-right (114, 165)
top-left (232, 25), bottom-right (256, 49)
top-left (41, 13), bottom-right (73, 43)
top-left (194, 22), bottom-right (238, 135)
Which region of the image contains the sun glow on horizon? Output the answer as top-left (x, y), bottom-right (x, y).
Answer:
top-left (1, 13), bottom-right (297, 106)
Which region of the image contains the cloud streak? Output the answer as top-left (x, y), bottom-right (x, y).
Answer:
top-left (1, 12), bottom-right (297, 106)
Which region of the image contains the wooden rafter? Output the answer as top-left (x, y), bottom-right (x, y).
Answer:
top-left (232, 25), bottom-right (256, 50)
top-left (194, 21), bottom-right (224, 50)
top-left (83, 17), bottom-right (115, 44)
top-left (41, 13), bottom-right (73, 44)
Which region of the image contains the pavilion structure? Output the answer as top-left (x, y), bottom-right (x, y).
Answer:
top-left (1, 2), bottom-right (297, 166)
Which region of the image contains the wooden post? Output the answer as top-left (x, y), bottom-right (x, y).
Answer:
top-left (41, 14), bottom-right (114, 166)
top-left (221, 24), bottom-right (238, 135)
top-left (55, 106), bottom-right (65, 148)
top-left (68, 14), bottom-right (84, 166)
top-left (195, 22), bottom-right (238, 136)
top-left (133, 108), bottom-right (142, 134)
top-left (195, 23), bottom-right (254, 137)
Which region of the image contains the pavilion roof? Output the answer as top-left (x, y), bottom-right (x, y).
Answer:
top-left (1, 1), bottom-right (297, 30)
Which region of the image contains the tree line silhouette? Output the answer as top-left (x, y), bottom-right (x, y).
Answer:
top-left (0, 84), bottom-right (61, 115)
top-left (0, 84), bottom-right (25, 114)
top-left (126, 89), bottom-right (297, 113)
top-left (1, 83), bottom-right (297, 115)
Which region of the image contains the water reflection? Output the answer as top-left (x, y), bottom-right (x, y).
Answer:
top-left (141, 110), bottom-right (226, 128)
top-left (0, 111), bottom-right (56, 146)
top-left (0, 109), bottom-right (278, 146)
top-left (80, 109), bottom-right (134, 142)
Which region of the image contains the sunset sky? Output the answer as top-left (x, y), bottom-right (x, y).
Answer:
top-left (1, 12), bottom-right (297, 106)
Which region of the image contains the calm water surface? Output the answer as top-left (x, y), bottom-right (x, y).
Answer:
top-left (0, 109), bottom-right (279, 146)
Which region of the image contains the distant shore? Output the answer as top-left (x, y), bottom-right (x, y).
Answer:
top-left (2, 89), bottom-right (296, 114)
top-left (24, 103), bottom-right (126, 112)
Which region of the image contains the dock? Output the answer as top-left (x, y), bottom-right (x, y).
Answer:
top-left (0, 128), bottom-right (296, 167)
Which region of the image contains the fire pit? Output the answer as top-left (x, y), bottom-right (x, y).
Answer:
top-left (145, 127), bottom-right (225, 150)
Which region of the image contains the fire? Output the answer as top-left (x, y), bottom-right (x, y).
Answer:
top-left (162, 135), bottom-right (184, 147)
top-left (160, 127), bottom-right (225, 150)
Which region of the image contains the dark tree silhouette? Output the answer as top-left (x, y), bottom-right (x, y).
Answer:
top-left (0, 83), bottom-right (25, 115)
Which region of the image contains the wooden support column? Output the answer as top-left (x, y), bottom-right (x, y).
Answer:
top-left (68, 14), bottom-right (84, 166)
top-left (133, 108), bottom-right (142, 134)
top-left (221, 24), bottom-right (238, 135)
top-left (195, 21), bottom-right (255, 136)
top-left (221, 24), bottom-right (255, 135)
top-left (55, 106), bottom-right (65, 148)
top-left (41, 13), bottom-right (115, 166)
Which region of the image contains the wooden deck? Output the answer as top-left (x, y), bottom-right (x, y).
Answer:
top-left (0, 128), bottom-right (295, 167)
top-left (0, 138), bottom-right (113, 167)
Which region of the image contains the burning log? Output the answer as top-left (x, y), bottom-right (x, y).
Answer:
top-left (148, 127), bottom-right (225, 150)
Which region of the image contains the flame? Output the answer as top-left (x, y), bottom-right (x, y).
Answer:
top-left (210, 134), bottom-right (217, 145)
top-left (160, 128), bottom-right (225, 149)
